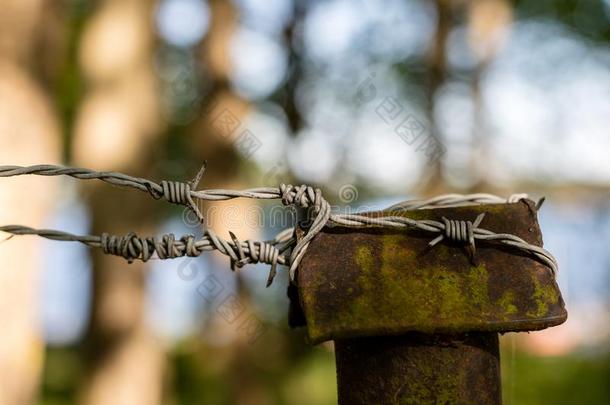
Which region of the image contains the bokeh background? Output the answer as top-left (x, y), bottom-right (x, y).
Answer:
top-left (0, 0), bottom-right (609, 404)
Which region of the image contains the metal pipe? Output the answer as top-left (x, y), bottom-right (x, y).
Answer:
top-left (335, 332), bottom-right (500, 404)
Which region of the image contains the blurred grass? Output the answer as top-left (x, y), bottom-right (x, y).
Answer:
top-left (501, 342), bottom-right (610, 405)
top-left (39, 347), bottom-right (81, 405)
top-left (41, 339), bottom-right (609, 404)
top-left (39, 333), bottom-right (338, 405)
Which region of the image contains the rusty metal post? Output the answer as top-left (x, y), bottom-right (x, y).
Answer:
top-left (335, 333), bottom-right (500, 404)
top-left (291, 200), bottom-right (567, 404)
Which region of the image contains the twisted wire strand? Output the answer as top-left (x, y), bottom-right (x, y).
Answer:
top-left (0, 164), bottom-right (283, 201)
top-left (0, 164), bottom-right (559, 284)
top-left (0, 224), bottom-right (294, 272)
top-left (387, 193), bottom-right (529, 211)
top-left (0, 165), bottom-right (528, 205)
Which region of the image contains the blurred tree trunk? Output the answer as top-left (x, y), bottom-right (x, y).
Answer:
top-left (194, 0), bottom-right (242, 181)
top-left (467, 0), bottom-right (512, 191)
top-left (73, 1), bottom-right (165, 404)
top-left (0, 1), bottom-right (62, 403)
top-left (193, 2), bottom-right (271, 404)
top-left (280, 1), bottom-right (306, 136)
top-left (420, 0), bottom-right (452, 195)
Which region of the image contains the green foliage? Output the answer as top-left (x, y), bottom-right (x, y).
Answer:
top-left (501, 344), bottom-right (610, 405)
top-left (41, 341), bottom-right (610, 404)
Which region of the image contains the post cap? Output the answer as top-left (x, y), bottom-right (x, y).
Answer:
top-left (296, 199), bottom-right (567, 344)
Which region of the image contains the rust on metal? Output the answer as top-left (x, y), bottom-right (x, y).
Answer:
top-left (335, 332), bottom-right (500, 405)
top-left (296, 199), bottom-right (567, 344)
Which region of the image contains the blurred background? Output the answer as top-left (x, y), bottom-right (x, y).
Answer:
top-left (0, 0), bottom-right (608, 404)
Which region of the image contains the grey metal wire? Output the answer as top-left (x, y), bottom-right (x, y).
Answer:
top-left (0, 164), bottom-right (558, 285)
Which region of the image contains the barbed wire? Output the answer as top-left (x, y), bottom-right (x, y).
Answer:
top-left (0, 164), bottom-right (558, 285)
